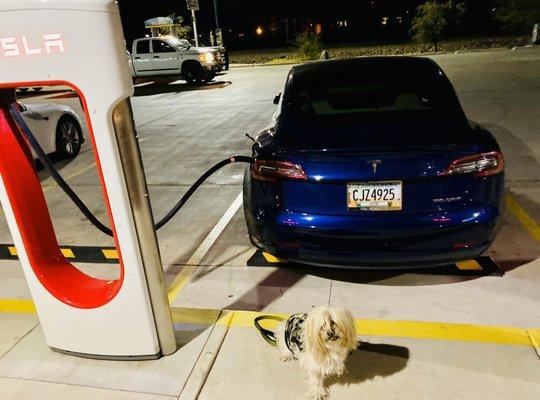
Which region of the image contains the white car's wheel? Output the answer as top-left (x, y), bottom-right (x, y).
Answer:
top-left (56, 116), bottom-right (83, 159)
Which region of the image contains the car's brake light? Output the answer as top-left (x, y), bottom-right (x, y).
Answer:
top-left (440, 151), bottom-right (504, 177)
top-left (251, 160), bottom-right (307, 182)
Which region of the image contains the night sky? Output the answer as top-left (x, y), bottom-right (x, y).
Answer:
top-left (117, 0), bottom-right (421, 42)
top-left (117, 0), bottom-right (498, 47)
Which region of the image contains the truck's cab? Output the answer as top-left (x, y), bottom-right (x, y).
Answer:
top-left (129, 36), bottom-right (224, 85)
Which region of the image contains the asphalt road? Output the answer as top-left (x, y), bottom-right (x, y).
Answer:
top-left (1, 47), bottom-right (539, 274)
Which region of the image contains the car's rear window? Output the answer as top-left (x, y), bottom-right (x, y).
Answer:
top-left (278, 60), bottom-right (469, 148)
top-left (286, 61), bottom-right (458, 118)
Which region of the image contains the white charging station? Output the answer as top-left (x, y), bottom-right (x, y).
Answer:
top-left (0, 0), bottom-right (177, 359)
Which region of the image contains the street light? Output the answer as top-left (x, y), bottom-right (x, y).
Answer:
top-left (256, 26), bottom-right (263, 36)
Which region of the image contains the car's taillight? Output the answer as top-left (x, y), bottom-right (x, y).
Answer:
top-left (440, 151), bottom-right (504, 177)
top-left (251, 160), bottom-right (307, 182)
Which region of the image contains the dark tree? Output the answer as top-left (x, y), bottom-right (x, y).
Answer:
top-left (496, 0), bottom-right (540, 32)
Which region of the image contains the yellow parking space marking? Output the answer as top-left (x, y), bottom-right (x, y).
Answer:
top-left (42, 162), bottom-right (96, 193)
top-left (215, 310), bottom-right (535, 347)
top-left (262, 252), bottom-right (288, 264)
top-left (60, 248), bottom-right (75, 259)
top-left (167, 192), bottom-right (243, 304)
top-left (8, 246), bottom-right (17, 256)
top-left (0, 301), bottom-right (538, 347)
top-left (506, 194), bottom-right (540, 242)
top-left (221, 310), bottom-right (287, 328)
top-left (167, 265), bottom-right (197, 304)
top-left (355, 319), bottom-right (531, 346)
top-left (171, 307), bottom-right (222, 325)
top-left (456, 260), bottom-right (483, 271)
top-left (526, 329), bottom-right (540, 359)
top-left (0, 162), bottom-right (96, 217)
top-left (0, 298), bottom-right (36, 314)
top-left (102, 249), bottom-right (119, 260)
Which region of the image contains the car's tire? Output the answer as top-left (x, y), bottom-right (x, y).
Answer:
top-left (32, 87), bottom-right (43, 92)
top-left (56, 116), bottom-right (83, 159)
top-left (18, 88), bottom-right (29, 92)
top-left (184, 64), bottom-right (206, 86)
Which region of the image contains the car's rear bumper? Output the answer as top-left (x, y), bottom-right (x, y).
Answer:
top-left (260, 241), bottom-right (491, 269)
top-left (248, 206), bottom-right (501, 269)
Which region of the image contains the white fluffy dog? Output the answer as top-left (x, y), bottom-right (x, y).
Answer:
top-left (276, 305), bottom-right (358, 400)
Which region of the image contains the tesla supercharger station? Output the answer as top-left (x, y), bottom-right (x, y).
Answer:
top-left (0, 0), bottom-right (177, 359)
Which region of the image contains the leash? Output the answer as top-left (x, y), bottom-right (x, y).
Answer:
top-left (254, 315), bottom-right (286, 347)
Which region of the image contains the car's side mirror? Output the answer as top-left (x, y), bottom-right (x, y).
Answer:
top-left (273, 92), bottom-right (282, 105)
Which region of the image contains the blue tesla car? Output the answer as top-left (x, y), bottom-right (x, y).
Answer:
top-left (243, 57), bottom-right (504, 268)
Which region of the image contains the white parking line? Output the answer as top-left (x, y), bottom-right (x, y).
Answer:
top-left (167, 191), bottom-right (244, 304)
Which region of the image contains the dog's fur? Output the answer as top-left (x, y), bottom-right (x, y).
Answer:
top-left (276, 305), bottom-right (358, 400)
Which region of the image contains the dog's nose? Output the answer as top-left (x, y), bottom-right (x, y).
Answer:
top-left (327, 332), bottom-right (339, 341)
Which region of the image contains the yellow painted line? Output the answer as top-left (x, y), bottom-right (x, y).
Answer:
top-left (167, 192), bottom-right (244, 304)
top-left (526, 329), bottom-right (540, 358)
top-left (506, 195), bottom-right (540, 242)
top-left (167, 265), bottom-right (197, 304)
top-left (42, 162), bottom-right (96, 193)
top-left (456, 260), bottom-right (483, 271)
top-left (0, 298), bottom-right (36, 314)
top-left (102, 249), bottom-right (119, 260)
top-left (214, 310), bottom-right (535, 347)
top-left (262, 252), bottom-right (288, 264)
top-left (60, 248), bottom-right (75, 259)
top-left (219, 310), bottom-right (288, 328)
top-left (8, 246), bottom-right (17, 256)
top-left (0, 162), bottom-right (96, 217)
top-left (1, 301), bottom-right (538, 347)
top-left (355, 319), bottom-right (531, 346)
top-left (171, 307), bottom-right (221, 325)
top-left (216, 309), bottom-right (235, 327)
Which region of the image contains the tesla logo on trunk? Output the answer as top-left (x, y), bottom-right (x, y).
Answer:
top-left (0, 34), bottom-right (65, 57)
top-left (369, 160), bottom-right (382, 173)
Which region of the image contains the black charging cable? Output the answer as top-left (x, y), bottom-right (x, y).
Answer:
top-left (8, 103), bottom-right (253, 237)
top-left (155, 155), bottom-right (252, 230)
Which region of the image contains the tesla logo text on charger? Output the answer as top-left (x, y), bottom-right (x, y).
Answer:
top-left (0, 34), bottom-right (65, 57)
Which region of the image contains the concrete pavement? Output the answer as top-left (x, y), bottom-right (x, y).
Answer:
top-left (0, 47), bottom-right (539, 399)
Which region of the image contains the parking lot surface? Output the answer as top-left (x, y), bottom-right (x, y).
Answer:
top-left (1, 47), bottom-right (539, 399)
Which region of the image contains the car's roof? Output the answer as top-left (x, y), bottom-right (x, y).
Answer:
top-left (290, 56), bottom-right (441, 79)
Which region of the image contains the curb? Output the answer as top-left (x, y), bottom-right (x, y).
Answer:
top-left (230, 45), bottom-right (534, 68)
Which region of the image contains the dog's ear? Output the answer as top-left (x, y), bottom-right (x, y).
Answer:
top-left (305, 308), bottom-right (329, 357)
top-left (334, 308), bottom-right (358, 351)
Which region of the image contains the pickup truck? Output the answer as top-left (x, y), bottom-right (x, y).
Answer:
top-left (128, 37), bottom-right (226, 85)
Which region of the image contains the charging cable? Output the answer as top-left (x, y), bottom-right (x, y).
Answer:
top-left (7, 103), bottom-right (253, 237)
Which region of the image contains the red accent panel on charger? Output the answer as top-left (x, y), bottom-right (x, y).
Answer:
top-left (0, 105), bottom-right (121, 309)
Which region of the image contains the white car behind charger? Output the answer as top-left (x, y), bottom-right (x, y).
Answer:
top-left (19, 102), bottom-right (84, 159)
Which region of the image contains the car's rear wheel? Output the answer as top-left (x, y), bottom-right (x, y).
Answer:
top-left (56, 116), bottom-right (83, 159)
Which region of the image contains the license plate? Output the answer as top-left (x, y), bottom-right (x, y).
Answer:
top-left (347, 181), bottom-right (402, 211)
